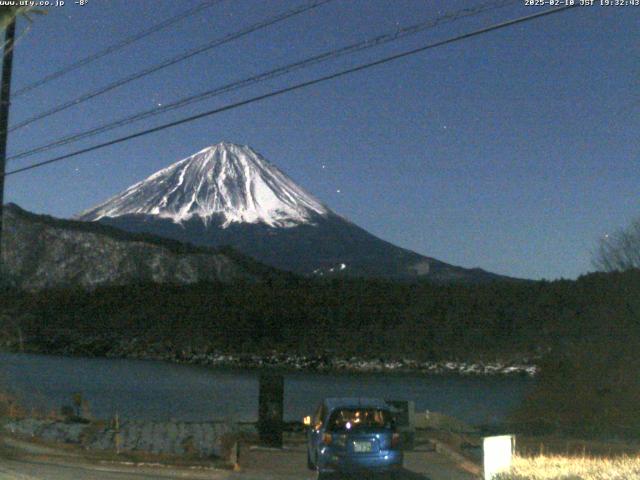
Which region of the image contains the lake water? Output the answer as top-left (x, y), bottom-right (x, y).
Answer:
top-left (0, 353), bottom-right (534, 426)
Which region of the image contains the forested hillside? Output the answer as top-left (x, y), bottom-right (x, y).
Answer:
top-left (1, 270), bottom-right (638, 364)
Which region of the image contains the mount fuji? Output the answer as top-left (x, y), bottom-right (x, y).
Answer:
top-left (78, 142), bottom-right (507, 282)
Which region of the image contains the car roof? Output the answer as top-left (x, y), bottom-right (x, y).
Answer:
top-left (323, 397), bottom-right (389, 410)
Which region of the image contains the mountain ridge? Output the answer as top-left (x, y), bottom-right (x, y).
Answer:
top-left (2, 203), bottom-right (283, 290)
top-left (78, 142), bottom-right (517, 283)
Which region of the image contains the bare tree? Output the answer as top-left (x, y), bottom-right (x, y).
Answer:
top-left (0, 6), bottom-right (44, 32)
top-left (593, 217), bottom-right (640, 272)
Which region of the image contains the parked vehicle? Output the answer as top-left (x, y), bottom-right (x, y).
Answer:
top-left (304, 397), bottom-right (403, 477)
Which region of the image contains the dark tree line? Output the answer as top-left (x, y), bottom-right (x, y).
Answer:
top-left (1, 270), bottom-right (638, 365)
top-left (2, 270), bottom-right (640, 438)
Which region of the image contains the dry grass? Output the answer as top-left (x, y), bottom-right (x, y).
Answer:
top-left (516, 436), bottom-right (640, 458)
top-left (497, 454), bottom-right (640, 480)
top-left (0, 389), bottom-right (61, 421)
top-left (0, 391), bottom-right (27, 419)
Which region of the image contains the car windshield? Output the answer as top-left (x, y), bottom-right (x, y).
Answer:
top-left (327, 408), bottom-right (393, 432)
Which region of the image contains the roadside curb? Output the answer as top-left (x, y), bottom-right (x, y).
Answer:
top-left (1, 435), bottom-right (82, 458)
top-left (0, 434), bottom-right (233, 479)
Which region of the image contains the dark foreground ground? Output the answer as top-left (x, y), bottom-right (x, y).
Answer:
top-left (0, 430), bottom-right (479, 480)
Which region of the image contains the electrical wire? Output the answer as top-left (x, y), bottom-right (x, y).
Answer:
top-left (13, 0), bottom-right (222, 97)
top-left (7, 0), bottom-right (519, 163)
top-left (4, 5), bottom-right (578, 178)
top-left (8, 0), bottom-right (335, 132)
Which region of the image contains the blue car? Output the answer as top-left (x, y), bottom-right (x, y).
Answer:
top-left (304, 397), bottom-right (403, 477)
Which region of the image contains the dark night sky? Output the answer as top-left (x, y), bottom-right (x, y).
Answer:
top-left (4, 0), bottom-right (639, 280)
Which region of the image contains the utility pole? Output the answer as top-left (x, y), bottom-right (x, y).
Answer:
top-left (0, 17), bottom-right (16, 273)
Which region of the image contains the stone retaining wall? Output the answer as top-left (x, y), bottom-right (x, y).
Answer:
top-left (3, 418), bottom-right (237, 458)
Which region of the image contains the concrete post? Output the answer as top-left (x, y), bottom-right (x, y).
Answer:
top-left (386, 399), bottom-right (416, 450)
top-left (257, 374), bottom-right (283, 448)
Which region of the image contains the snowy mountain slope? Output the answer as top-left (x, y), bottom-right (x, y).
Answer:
top-left (78, 142), bottom-right (328, 228)
top-left (78, 142), bottom-right (513, 282)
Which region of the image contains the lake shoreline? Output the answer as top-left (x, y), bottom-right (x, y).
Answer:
top-left (0, 339), bottom-right (538, 377)
top-left (0, 350), bottom-right (534, 425)
top-left (111, 350), bottom-right (538, 376)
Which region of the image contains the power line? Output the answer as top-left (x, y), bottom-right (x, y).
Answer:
top-left (7, 0), bottom-right (518, 163)
top-left (7, 0), bottom-right (520, 161)
top-left (7, 0), bottom-right (334, 133)
top-left (4, 5), bottom-right (578, 178)
top-left (13, 0), bottom-right (222, 98)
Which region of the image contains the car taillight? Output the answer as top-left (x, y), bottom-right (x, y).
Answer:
top-left (323, 433), bottom-right (332, 445)
top-left (391, 432), bottom-right (400, 448)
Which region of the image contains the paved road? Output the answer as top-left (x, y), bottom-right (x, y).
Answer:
top-left (0, 457), bottom-right (233, 480)
top-left (0, 439), bottom-right (479, 480)
top-left (0, 458), bottom-right (478, 480)
top-left (240, 444), bottom-right (479, 480)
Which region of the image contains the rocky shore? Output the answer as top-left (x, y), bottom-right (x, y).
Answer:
top-left (122, 350), bottom-right (538, 376)
top-left (1, 335), bottom-right (538, 376)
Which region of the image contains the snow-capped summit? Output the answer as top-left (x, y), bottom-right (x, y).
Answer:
top-left (78, 142), bottom-right (512, 282)
top-left (78, 142), bottom-right (329, 228)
